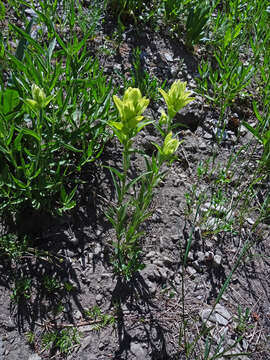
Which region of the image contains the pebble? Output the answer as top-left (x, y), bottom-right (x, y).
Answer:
top-left (164, 52), bottom-right (174, 62)
top-left (201, 304), bottom-right (231, 326)
top-left (130, 342), bottom-right (147, 359)
top-left (145, 251), bottom-right (158, 260)
top-left (25, 8), bottom-right (37, 17)
top-left (95, 294), bottom-right (103, 305)
top-left (161, 256), bottom-right (175, 267)
top-left (186, 266), bottom-right (197, 278)
top-left (203, 132), bottom-right (213, 139)
top-left (246, 217), bottom-right (255, 225)
top-left (140, 264), bottom-right (160, 282)
top-left (28, 355), bottom-right (42, 360)
top-left (160, 235), bottom-right (170, 249)
top-left (94, 243), bottom-right (102, 255)
top-left (171, 233), bottom-right (180, 242)
top-left (197, 251), bottom-right (205, 262)
top-left (213, 254), bottom-right (222, 267)
top-left (73, 310), bottom-right (81, 320)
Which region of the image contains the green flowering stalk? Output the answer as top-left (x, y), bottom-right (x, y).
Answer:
top-left (158, 80), bottom-right (195, 135)
top-left (106, 88), bottom-right (182, 279)
top-left (109, 88), bottom-right (152, 204)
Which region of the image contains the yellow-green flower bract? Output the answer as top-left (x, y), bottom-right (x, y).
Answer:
top-left (113, 87), bottom-right (149, 131)
top-left (26, 84), bottom-right (53, 110)
top-left (161, 131), bottom-right (180, 156)
top-left (110, 88), bottom-right (150, 143)
top-left (159, 80), bottom-right (195, 119)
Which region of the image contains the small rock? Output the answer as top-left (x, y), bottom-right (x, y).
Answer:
top-left (25, 8), bottom-right (37, 17)
top-left (95, 294), bottom-right (103, 305)
top-left (186, 266), bottom-right (197, 278)
top-left (164, 52), bottom-right (173, 62)
top-left (145, 251), bottom-right (158, 260)
top-left (162, 256), bottom-right (175, 267)
top-left (246, 217), bottom-right (255, 225)
top-left (130, 342), bottom-right (147, 359)
top-left (96, 229), bottom-right (102, 236)
top-left (200, 308), bottom-right (212, 321)
top-left (203, 132), bottom-right (213, 139)
top-left (158, 267), bottom-right (169, 280)
top-left (94, 243), bottom-right (102, 255)
top-left (198, 139), bottom-right (207, 150)
top-left (171, 233), bottom-right (180, 242)
top-left (173, 178), bottom-right (182, 187)
top-left (140, 264), bottom-right (160, 281)
top-left (196, 251), bottom-right (205, 262)
top-left (169, 209), bottom-right (180, 216)
top-left (146, 280), bottom-right (157, 295)
top-left (80, 335), bottom-right (93, 350)
top-left (204, 240), bottom-right (213, 250)
top-left (153, 260), bottom-right (163, 267)
top-left (213, 254), bottom-right (222, 267)
top-left (171, 66), bottom-right (178, 77)
top-left (215, 304), bottom-right (231, 322)
top-left (201, 304), bottom-right (231, 326)
top-left (187, 251), bottom-right (194, 262)
top-left (160, 235), bottom-right (171, 249)
top-left (239, 125), bottom-right (247, 136)
top-left (98, 341), bottom-right (105, 350)
top-left (73, 310), bottom-right (81, 320)
top-left (28, 355), bottom-right (42, 360)
top-left (192, 260), bottom-right (202, 272)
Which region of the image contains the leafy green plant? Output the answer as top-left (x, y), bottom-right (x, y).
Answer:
top-left (11, 277), bottom-right (32, 303)
top-left (185, 1), bottom-right (210, 47)
top-left (162, 0), bottom-right (191, 22)
top-left (107, 0), bottom-right (145, 32)
top-left (42, 327), bottom-right (80, 355)
top-left (43, 275), bottom-right (61, 294)
top-left (196, 53), bottom-right (254, 111)
top-left (0, 17), bottom-right (112, 217)
top-left (243, 103), bottom-right (270, 173)
top-left (0, 0), bottom-right (5, 21)
top-left (106, 82), bottom-right (190, 279)
top-left (0, 233), bottom-right (28, 259)
top-left (26, 331), bottom-right (35, 345)
top-left (234, 306), bottom-right (251, 335)
top-left (130, 47), bottom-right (165, 102)
top-left (84, 305), bottom-right (115, 330)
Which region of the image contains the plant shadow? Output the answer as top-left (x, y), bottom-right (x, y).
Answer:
top-left (110, 273), bottom-right (180, 359)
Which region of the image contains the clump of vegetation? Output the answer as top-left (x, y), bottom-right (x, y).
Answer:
top-left (0, 0), bottom-right (269, 358)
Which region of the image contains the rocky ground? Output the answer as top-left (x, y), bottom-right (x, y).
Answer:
top-left (0, 4), bottom-right (270, 360)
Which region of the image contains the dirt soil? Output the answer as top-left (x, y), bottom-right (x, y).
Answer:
top-left (0, 9), bottom-right (270, 360)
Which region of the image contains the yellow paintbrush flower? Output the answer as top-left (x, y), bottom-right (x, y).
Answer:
top-left (26, 84), bottom-right (54, 110)
top-left (110, 87), bottom-right (151, 144)
top-left (159, 80), bottom-right (194, 119)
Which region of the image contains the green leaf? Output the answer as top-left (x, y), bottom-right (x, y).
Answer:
top-left (62, 143), bottom-right (83, 153)
top-left (0, 89), bottom-right (20, 114)
top-left (103, 165), bottom-right (124, 182)
top-left (126, 171), bottom-right (152, 192)
top-left (47, 38), bottom-right (57, 63)
top-left (13, 18), bottom-right (35, 61)
top-left (10, 173), bottom-right (27, 189)
top-left (13, 131), bottom-right (24, 151)
top-left (21, 128), bottom-right (41, 142)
